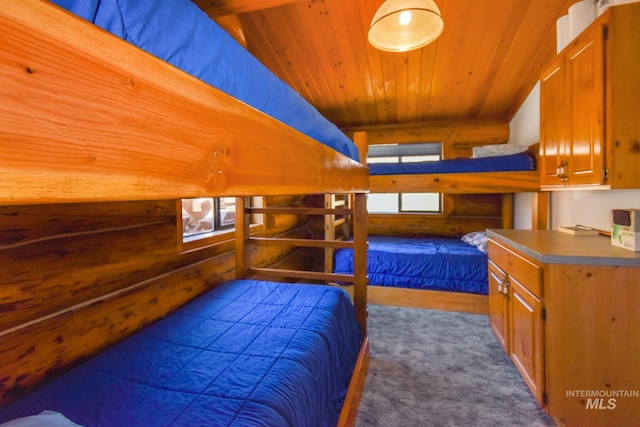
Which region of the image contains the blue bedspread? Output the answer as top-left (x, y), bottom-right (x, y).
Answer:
top-left (50, 0), bottom-right (359, 162)
top-left (368, 153), bottom-right (535, 175)
top-left (0, 280), bottom-right (362, 427)
top-left (335, 236), bottom-right (488, 295)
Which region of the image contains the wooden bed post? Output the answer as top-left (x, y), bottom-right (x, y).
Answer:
top-left (235, 197), bottom-right (251, 279)
top-left (324, 194), bottom-right (337, 275)
top-left (352, 192), bottom-right (368, 337)
top-left (501, 194), bottom-right (514, 228)
top-left (353, 131), bottom-right (368, 165)
top-left (532, 191), bottom-right (549, 230)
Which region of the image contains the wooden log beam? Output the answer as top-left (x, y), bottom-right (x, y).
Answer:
top-left (370, 171), bottom-right (540, 194)
top-left (0, 0), bottom-right (367, 205)
top-left (194, 0), bottom-right (300, 16)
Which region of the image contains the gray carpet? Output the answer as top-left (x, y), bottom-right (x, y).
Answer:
top-left (356, 304), bottom-right (556, 427)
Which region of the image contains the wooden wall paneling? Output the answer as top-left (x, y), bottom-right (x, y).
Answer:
top-left (331, 0), bottom-right (377, 123)
top-left (220, 1), bottom-right (575, 128)
top-left (367, 216), bottom-right (503, 238)
top-left (0, 255), bottom-right (233, 405)
top-left (367, 193), bottom-right (503, 237)
top-left (0, 201), bottom-right (174, 247)
top-left (452, 193), bottom-right (503, 217)
top-left (482, 1), bottom-right (560, 120)
top-left (263, 195), bottom-right (309, 235)
top-left (0, 200), bottom-right (237, 332)
top-left (251, 248), bottom-right (318, 283)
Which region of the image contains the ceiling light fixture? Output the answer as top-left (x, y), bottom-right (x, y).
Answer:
top-left (368, 0), bottom-right (444, 52)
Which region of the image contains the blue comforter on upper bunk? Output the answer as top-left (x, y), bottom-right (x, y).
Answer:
top-left (0, 280), bottom-right (362, 427)
top-left (334, 236), bottom-right (488, 295)
top-left (50, 0), bottom-right (360, 162)
top-left (368, 152), bottom-right (535, 175)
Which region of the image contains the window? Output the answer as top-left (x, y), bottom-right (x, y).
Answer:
top-left (179, 196), bottom-right (264, 251)
top-left (367, 142), bottom-right (443, 214)
top-left (368, 192), bottom-right (442, 213)
top-left (181, 197), bottom-right (236, 242)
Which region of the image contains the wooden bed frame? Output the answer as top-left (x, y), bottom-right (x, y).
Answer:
top-left (340, 143), bottom-right (545, 316)
top-left (370, 170), bottom-right (540, 195)
top-left (0, 1), bottom-right (369, 425)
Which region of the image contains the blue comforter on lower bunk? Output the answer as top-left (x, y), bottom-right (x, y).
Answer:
top-left (368, 152), bottom-right (535, 175)
top-left (334, 236), bottom-right (488, 295)
top-left (0, 280), bottom-right (362, 427)
top-left (50, 0), bottom-right (359, 162)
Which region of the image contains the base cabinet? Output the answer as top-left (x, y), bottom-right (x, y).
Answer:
top-left (488, 230), bottom-right (640, 427)
top-left (488, 240), bottom-right (545, 406)
top-left (509, 277), bottom-right (545, 406)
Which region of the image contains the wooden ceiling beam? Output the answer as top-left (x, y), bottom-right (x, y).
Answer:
top-left (193, 0), bottom-right (300, 16)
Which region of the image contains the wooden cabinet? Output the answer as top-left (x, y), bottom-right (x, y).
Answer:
top-left (539, 3), bottom-right (640, 189)
top-left (509, 276), bottom-right (545, 406)
top-left (488, 229), bottom-right (640, 427)
top-left (488, 260), bottom-right (509, 349)
top-left (488, 239), bottom-right (545, 406)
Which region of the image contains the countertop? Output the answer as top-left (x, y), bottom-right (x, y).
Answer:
top-left (487, 229), bottom-right (640, 267)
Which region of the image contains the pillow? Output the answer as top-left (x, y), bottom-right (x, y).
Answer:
top-left (0, 411), bottom-right (83, 427)
top-left (461, 231), bottom-right (488, 253)
top-left (472, 144), bottom-right (528, 158)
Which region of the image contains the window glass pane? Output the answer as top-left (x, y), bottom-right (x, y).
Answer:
top-left (182, 198), bottom-right (214, 237)
top-left (368, 142), bottom-right (442, 158)
top-left (401, 193), bottom-right (441, 212)
top-left (368, 156), bottom-right (399, 164)
top-left (368, 193), bottom-right (399, 213)
top-left (219, 197), bottom-right (236, 228)
top-left (401, 154), bottom-right (441, 163)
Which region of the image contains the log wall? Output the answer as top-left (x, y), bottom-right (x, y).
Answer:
top-left (0, 195), bottom-right (312, 404)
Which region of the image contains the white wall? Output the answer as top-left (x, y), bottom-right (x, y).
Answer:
top-left (508, 82), bottom-right (539, 230)
top-left (509, 83), bottom-right (640, 231)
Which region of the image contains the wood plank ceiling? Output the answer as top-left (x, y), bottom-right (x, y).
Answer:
top-left (195, 0), bottom-right (575, 129)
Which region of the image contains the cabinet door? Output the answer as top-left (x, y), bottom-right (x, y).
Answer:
top-left (488, 260), bottom-right (509, 351)
top-left (540, 56), bottom-right (566, 187)
top-left (509, 277), bottom-right (545, 406)
top-left (564, 24), bottom-right (605, 186)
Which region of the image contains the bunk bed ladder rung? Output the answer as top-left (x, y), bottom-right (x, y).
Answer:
top-left (249, 236), bottom-right (354, 249)
top-left (248, 267), bottom-right (356, 284)
top-left (235, 194), bottom-right (367, 336)
top-left (247, 206), bottom-right (353, 216)
top-left (235, 195), bottom-right (359, 284)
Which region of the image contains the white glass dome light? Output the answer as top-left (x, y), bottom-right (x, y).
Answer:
top-left (368, 0), bottom-right (444, 52)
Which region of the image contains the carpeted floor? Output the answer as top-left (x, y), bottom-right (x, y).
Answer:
top-left (356, 304), bottom-right (556, 427)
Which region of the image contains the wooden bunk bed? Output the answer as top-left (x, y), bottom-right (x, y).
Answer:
top-left (333, 144), bottom-right (546, 316)
top-left (0, 1), bottom-right (369, 426)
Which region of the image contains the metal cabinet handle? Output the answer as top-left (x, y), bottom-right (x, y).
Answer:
top-left (501, 277), bottom-right (510, 295)
top-left (557, 161), bottom-right (569, 182)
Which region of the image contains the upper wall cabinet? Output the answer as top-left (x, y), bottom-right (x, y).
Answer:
top-left (539, 3), bottom-right (640, 190)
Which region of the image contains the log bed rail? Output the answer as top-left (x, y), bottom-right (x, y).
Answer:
top-left (0, 0), bottom-right (368, 205)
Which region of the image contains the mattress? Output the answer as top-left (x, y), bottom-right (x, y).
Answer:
top-left (0, 280), bottom-right (362, 427)
top-left (368, 152), bottom-right (535, 175)
top-left (50, 0), bottom-right (360, 162)
top-left (334, 236), bottom-right (488, 295)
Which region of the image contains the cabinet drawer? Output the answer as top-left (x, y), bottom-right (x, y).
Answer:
top-left (488, 239), bottom-right (542, 298)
